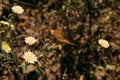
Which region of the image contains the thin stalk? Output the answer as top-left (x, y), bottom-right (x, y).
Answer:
top-left (86, 0), bottom-right (92, 35)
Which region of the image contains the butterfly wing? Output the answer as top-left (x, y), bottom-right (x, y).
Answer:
top-left (54, 29), bottom-right (74, 45)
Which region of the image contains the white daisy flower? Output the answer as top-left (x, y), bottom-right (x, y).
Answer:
top-left (98, 39), bottom-right (109, 48)
top-left (23, 51), bottom-right (37, 64)
top-left (11, 5), bottom-right (24, 14)
top-left (25, 36), bottom-right (37, 45)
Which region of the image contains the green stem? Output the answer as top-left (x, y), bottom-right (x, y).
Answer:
top-left (11, 51), bottom-right (18, 66)
top-left (18, 1), bottom-right (35, 7)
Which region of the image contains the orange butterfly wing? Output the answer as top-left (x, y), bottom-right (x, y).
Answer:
top-left (54, 29), bottom-right (74, 45)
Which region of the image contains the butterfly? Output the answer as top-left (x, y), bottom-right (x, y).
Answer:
top-left (50, 29), bottom-right (75, 46)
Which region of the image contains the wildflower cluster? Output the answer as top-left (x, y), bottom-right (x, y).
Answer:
top-left (0, 5), bottom-right (40, 79)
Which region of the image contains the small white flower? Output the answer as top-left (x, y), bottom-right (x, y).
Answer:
top-left (23, 51), bottom-right (37, 64)
top-left (1, 41), bottom-right (11, 53)
top-left (98, 39), bottom-right (109, 48)
top-left (11, 5), bottom-right (24, 14)
top-left (25, 36), bottom-right (37, 45)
